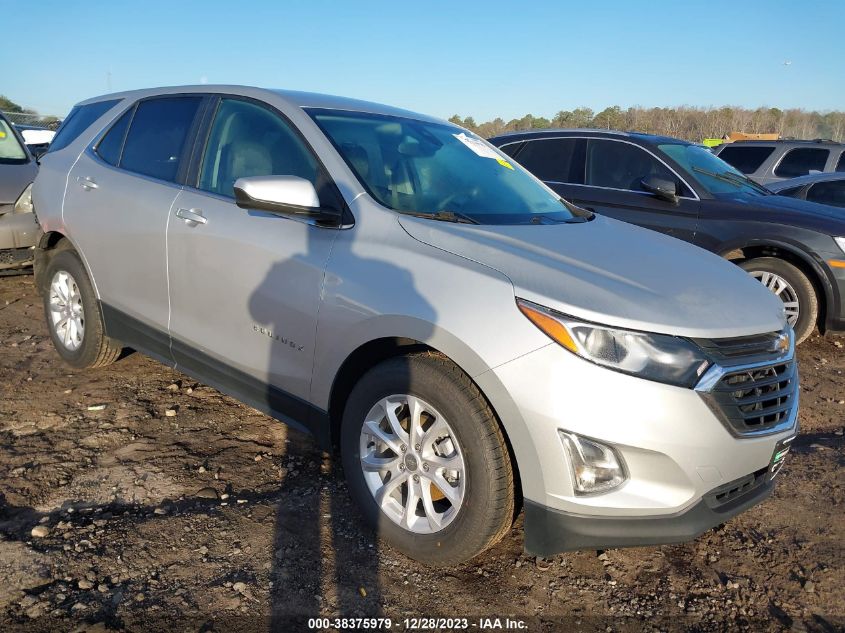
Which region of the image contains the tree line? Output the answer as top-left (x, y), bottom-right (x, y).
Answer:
top-left (449, 106), bottom-right (845, 142)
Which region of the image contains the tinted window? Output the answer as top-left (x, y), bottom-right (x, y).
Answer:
top-left (199, 98), bottom-right (317, 197)
top-left (836, 152), bottom-right (845, 172)
top-left (806, 180), bottom-right (845, 208)
top-left (47, 99), bottom-right (120, 154)
top-left (120, 97), bottom-right (202, 182)
top-left (95, 108), bottom-right (133, 166)
top-left (515, 138), bottom-right (584, 184)
top-left (716, 145), bottom-right (775, 174)
top-left (586, 139), bottom-right (677, 192)
top-left (774, 148), bottom-right (829, 179)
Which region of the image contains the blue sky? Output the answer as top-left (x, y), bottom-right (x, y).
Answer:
top-left (4, 0), bottom-right (842, 120)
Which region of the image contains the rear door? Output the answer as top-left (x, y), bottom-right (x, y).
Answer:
top-left (518, 137), bottom-right (700, 243)
top-left (166, 96), bottom-right (342, 431)
top-left (63, 95), bottom-right (204, 360)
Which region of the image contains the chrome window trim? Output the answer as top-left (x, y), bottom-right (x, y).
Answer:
top-left (499, 136), bottom-right (701, 202)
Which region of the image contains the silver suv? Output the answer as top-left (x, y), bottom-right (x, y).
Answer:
top-left (32, 86), bottom-right (799, 565)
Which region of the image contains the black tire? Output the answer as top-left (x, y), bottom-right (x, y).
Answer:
top-left (341, 352), bottom-right (515, 566)
top-left (41, 249), bottom-right (123, 368)
top-left (739, 257), bottom-right (818, 344)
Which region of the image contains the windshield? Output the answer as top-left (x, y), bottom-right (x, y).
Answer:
top-left (659, 143), bottom-right (769, 197)
top-left (308, 109), bottom-right (585, 224)
top-left (0, 118), bottom-right (28, 164)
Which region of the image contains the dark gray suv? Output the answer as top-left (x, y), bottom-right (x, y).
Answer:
top-left (714, 139), bottom-right (845, 185)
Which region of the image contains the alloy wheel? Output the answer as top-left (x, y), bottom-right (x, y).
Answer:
top-left (48, 270), bottom-right (85, 351)
top-left (359, 394), bottom-right (465, 534)
top-left (749, 270), bottom-right (800, 326)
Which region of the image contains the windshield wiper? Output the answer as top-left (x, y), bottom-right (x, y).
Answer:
top-left (401, 210), bottom-right (480, 224)
top-left (692, 166), bottom-right (771, 194)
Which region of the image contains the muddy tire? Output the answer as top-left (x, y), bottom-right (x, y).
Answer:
top-left (341, 352), bottom-right (514, 566)
top-left (739, 257), bottom-right (818, 344)
top-left (41, 249), bottom-right (122, 368)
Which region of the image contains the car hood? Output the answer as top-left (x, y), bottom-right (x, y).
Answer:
top-left (0, 162), bottom-right (37, 205)
top-left (720, 191), bottom-right (845, 231)
top-left (398, 214), bottom-right (786, 338)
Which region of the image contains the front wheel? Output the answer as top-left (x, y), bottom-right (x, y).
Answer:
top-left (341, 353), bottom-right (515, 566)
top-left (739, 257), bottom-right (818, 344)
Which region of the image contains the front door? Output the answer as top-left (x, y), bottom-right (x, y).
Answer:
top-left (564, 138), bottom-right (700, 243)
top-left (166, 97), bottom-right (340, 433)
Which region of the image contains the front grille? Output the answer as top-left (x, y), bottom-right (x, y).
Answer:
top-left (702, 358), bottom-right (798, 436)
top-left (693, 331), bottom-right (788, 366)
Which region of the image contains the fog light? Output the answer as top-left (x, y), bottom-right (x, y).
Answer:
top-left (559, 431), bottom-right (627, 495)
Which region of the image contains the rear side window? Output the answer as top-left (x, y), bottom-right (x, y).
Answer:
top-left (47, 99), bottom-right (120, 154)
top-left (774, 148), bottom-right (829, 179)
top-left (806, 180), bottom-right (845, 208)
top-left (95, 108), bottom-right (133, 166)
top-left (120, 97), bottom-right (202, 182)
top-left (514, 138), bottom-right (584, 184)
top-left (0, 117), bottom-right (28, 163)
top-left (836, 152), bottom-right (845, 172)
top-left (716, 145), bottom-right (775, 174)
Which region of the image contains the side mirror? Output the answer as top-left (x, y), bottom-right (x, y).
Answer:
top-left (233, 175), bottom-right (341, 225)
top-left (640, 176), bottom-right (679, 204)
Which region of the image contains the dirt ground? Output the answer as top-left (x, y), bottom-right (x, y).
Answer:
top-left (0, 273), bottom-right (843, 632)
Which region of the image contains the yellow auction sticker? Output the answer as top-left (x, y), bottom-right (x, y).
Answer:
top-left (497, 158), bottom-right (514, 170)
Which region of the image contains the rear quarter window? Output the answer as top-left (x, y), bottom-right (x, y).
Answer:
top-left (716, 145), bottom-right (774, 174)
top-left (774, 148), bottom-right (829, 179)
top-left (47, 99), bottom-right (121, 154)
top-left (514, 138), bottom-right (584, 184)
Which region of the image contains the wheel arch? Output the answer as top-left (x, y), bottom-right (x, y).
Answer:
top-left (326, 334), bottom-right (539, 513)
top-left (720, 239), bottom-right (831, 332)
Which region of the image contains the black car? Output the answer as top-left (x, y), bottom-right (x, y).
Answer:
top-left (489, 129), bottom-right (845, 343)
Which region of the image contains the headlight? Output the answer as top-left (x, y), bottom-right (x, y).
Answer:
top-left (835, 236), bottom-right (845, 256)
top-left (14, 183), bottom-right (33, 214)
top-left (517, 298), bottom-right (711, 387)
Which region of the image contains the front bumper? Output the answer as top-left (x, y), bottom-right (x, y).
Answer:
top-left (485, 338), bottom-right (798, 554)
top-left (0, 211), bottom-right (38, 250)
top-left (524, 465), bottom-right (774, 555)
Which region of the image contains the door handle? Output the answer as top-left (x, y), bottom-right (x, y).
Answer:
top-left (175, 208), bottom-right (207, 225)
top-left (76, 176), bottom-right (98, 191)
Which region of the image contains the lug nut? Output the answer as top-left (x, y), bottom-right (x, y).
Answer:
top-left (413, 474), bottom-right (420, 482)
top-left (400, 445), bottom-right (407, 452)
top-left (399, 463), bottom-right (405, 470)
top-left (414, 443), bottom-right (421, 451)
top-left (422, 463), bottom-right (429, 472)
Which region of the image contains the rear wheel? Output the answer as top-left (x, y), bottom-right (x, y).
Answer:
top-left (41, 249), bottom-right (122, 368)
top-left (341, 352), bottom-right (514, 566)
top-left (740, 257), bottom-right (818, 344)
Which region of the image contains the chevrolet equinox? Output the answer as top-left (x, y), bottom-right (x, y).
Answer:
top-left (32, 87), bottom-right (798, 565)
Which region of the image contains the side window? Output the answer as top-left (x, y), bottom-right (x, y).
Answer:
top-left (774, 148), bottom-right (829, 179)
top-left (716, 145), bottom-right (775, 174)
top-left (198, 98), bottom-right (318, 197)
top-left (836, 151), bottom-right (845, 172)
top-left (120, 97), bottom-right (202, 182)
top-left (806, 180), bottom-right (845, 208)
top-left (47, 99), bottom-right (120, 154)
top-left (498, 142), bottom-right (523, 158)
top-left (95, 108), bottom-right (133, 166)
top-left (585, 139), bottom-right (677, 192)
top-left (514, 138), bottom-right (584, 184)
